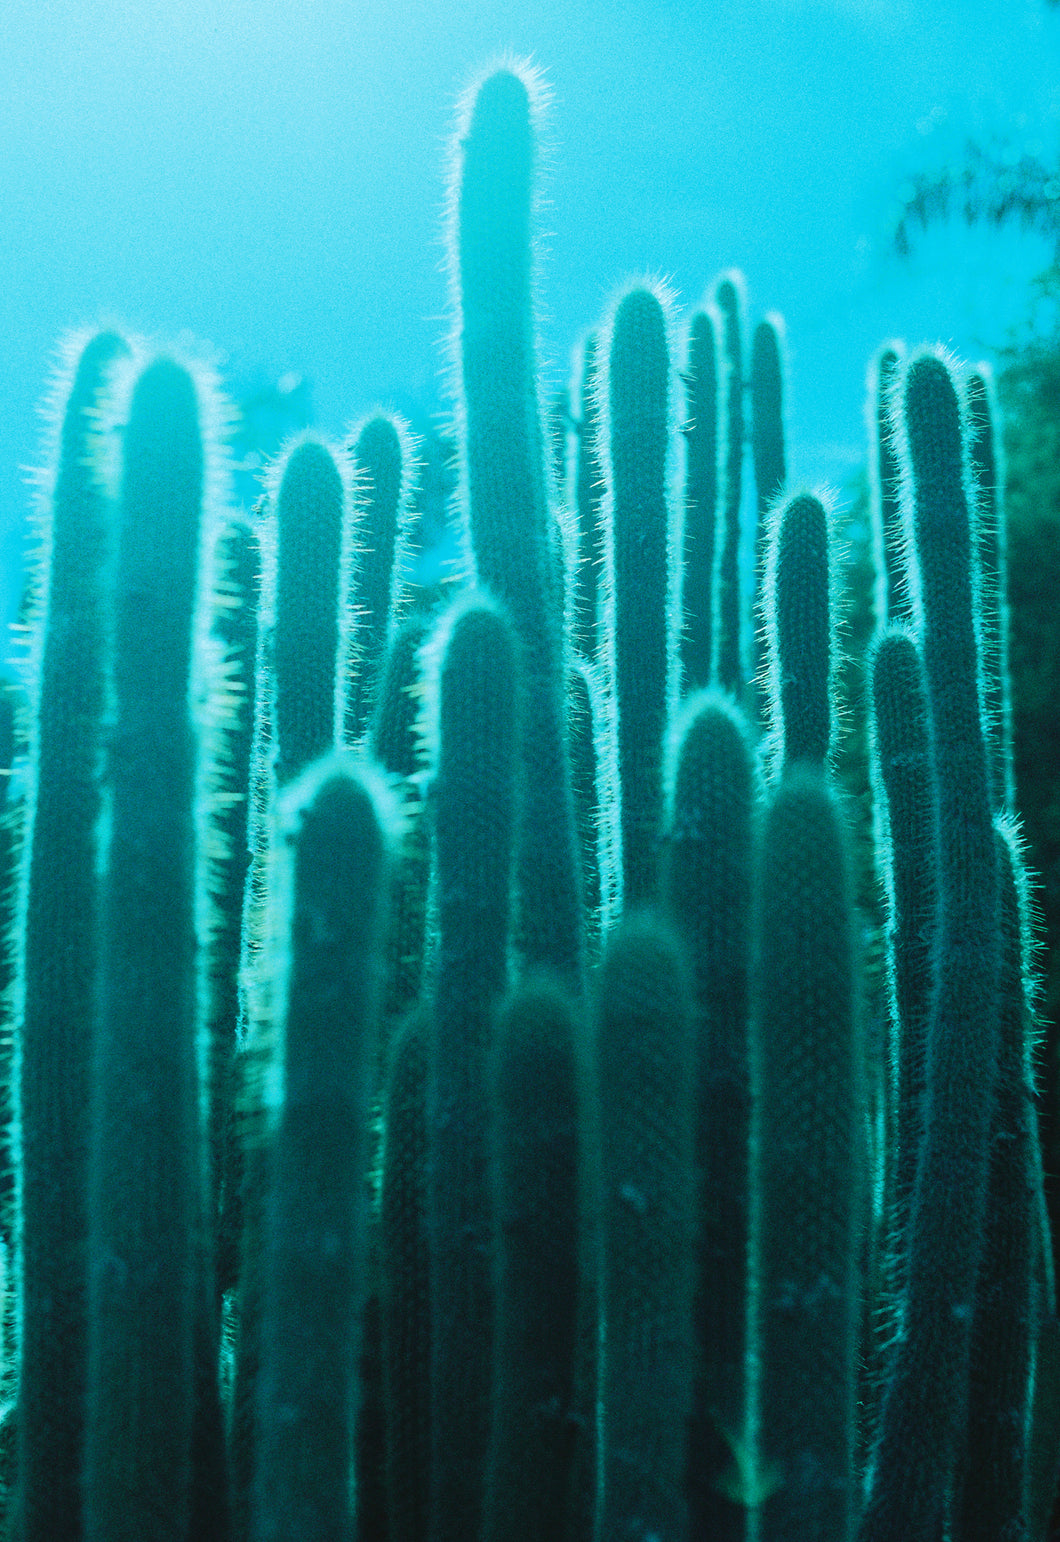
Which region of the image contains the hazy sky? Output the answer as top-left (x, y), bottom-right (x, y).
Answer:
top-left (4, 0), bottom-right (1059, 622)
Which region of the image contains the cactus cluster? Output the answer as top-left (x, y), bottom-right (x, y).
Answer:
top-left (2, 54), bottom-right (1057, 1542)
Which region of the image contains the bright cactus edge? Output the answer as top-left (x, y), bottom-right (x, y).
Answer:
top-left (1, 53), bottom-right (1057, 1542)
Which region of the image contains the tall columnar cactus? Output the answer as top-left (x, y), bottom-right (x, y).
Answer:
top-left (681, 301), bottom-right (722, 691)
top-left (865, 625), bottom-right (938, 1333)
top-left (955, 815), bottom-right (1039, 1541)
top-left (447, 59), bottom-right (583, 986)
top-left (860, 347), bottom-right (1001, 1542)
top-left (749, 764), bottom-right (864, 1542)
top-left (592, 911), bottom-right (696, 1542)
top-left (344, 411), bottom-right (418, 745)
top-left (251, 755), bottom-right (395, 1542)
top-left (714, 270), bottom-right (747, 698)
top-left (750, 315), bottom-right (787, 689)
top-left (663, 689), bottom-right (760, 1542)
top-left (571, 331), bottom-right (605, 658)
top-left (966, 363), bottom-right (1015, 812)
top-left (484, 976), bottom-right (581, 1542)
top-left (866, 341), bottom-right (909, 627)
top-left (760, 489), bottom-right (838, 771)
top-left (267, 434), bottom-right (350, 786)
top-left (13, 327), bottom-right (130, 1542)
top-left (379, 1010), bottom-right (431, 1542)
top-left (600, 279), bottom-right (681, 910)
top-left (424, 592), bottom-right (521, 1542)
top-left (83, 351), bottom-right (227, 1542)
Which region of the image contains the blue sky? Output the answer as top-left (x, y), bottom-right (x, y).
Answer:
top-left (4, 0), bottom-right (1059, 623)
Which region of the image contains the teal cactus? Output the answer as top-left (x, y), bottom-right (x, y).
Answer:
top-left (13, 327), bottom-right (130, 1542)
top-left (663, 689), bottom-right (760, 1541)
top-left (714, 270), bottom-right (748, 699)
top-left (379, 1010), bottom-right (431, 1542)
top-left (860, 347), bottom-right (1002, 1542)
top-left (867, 341), bottom-right (909, 627)
top-left (749, 764), bottom-right (864, 1542)
top-left (83, 351), bottom-right (228, 1542)
top-left (484, 976), bottom-right (581, 1542)
top-left (267, 435), bottom-right (350, 786)
top-left (251, 755), bottom-right (395, 1542)
top-left (447, 59), bottom-right (582, 986)
top-left (343, 412), bottom-right (418, 746)
top-left (760, 488), bottom-right (838, 770)
top-left (680, 301), bottom-right (722, 691)
top-left (750, 315), bottom-right (787, 689)
top-left (571, 331), bottom-right (605, 658)
top-left (591, 911), bottom-right (696, 1542)
top-left (600, 279), bottom-right (681, 909)
top-left (965, 363), bottom-right (1015, 812)
top-left (423, 591), bottom-right (520, 1542)
top-left (865, 624), bottom-right (937, 1333)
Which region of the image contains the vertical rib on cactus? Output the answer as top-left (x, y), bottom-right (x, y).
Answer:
top-left (344, 411), bottom-right (418, 745)
top-left (750, 315), bottom-right (787, 690)
top-left (83, 353), bottom-right (219, 1542)
top-left (14, 327), bottom-right (129, 1542)
top-left (572, 331), bottom-right (605, 657)
top-left (760, 489), bottom-right (837, 771)
top-left (866, 341), bottom-right (909, 627)
top-left (424, 592), bottom-right (520, 1542)
top-left (484, 976), bottom-right (581, 1542)
top-left (251, 755), bottom-right (394, 1542)
top-left (714, 271), bottom-right (747, 698)
top-left (956, 815), bottom-right (1039, 1542)
top-left (966, 364), bottom-right (1015, 812)
top-left (860, 347), bottom-right (1001, 1542)
top-left (379, 1010), bottom-right (431, 1542)
top-left (865, 625), bottom-right (938, 1342)
top-left (663, 689), bottom-right (760, 1542)
top-left (593, 911), bottom-right (696, 1542)
top-left (447, 59), bottom-right (583, 987)
top-left (749, 765), bottom-right (863, 1542)
top-left (680, 302), bottom-right (722, 691)
top-left (600, 279), bottom-right (680, 909)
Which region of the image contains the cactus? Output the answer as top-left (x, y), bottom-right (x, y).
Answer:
top-left (251, 755), bottom-right (395, 1542)
top-left (860, 348), bottom-right (1002, 1542)
top-left (663, 689), bottom-right (760, 1541)
top-left (760, 489), bottom-right (838, 771)
top-left (600, 279), bottom-right (681, 909)
top-left (749, 764), bottom-right (864, 1542)
top-left (13, 327), bottom-right (130, 1542)
top-left (680, 302), bottom-right (722, 691)
top-left (592, 911), bottom-right (696, 1542)
top-left (571, 331), bottom-right (605, 658)
top-left (714, 270), bottom-right (748, 699)
top-left (447, 59), bottom-right (583, 985)
top-left (484, 976), bottom-right (581, 1542)
top-left (423, 592), bottom-right (520, 1542)
top-left (344, 412), bottom-right (418, 745)
top-left (82, 351), bottom-right (227, 1542)
top-left (750, 315), bottom-right (787, 689)
top-left (866, 342), bottom-right (909, 627)
top-left (379, 1010), bottom-right (431, 1542)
